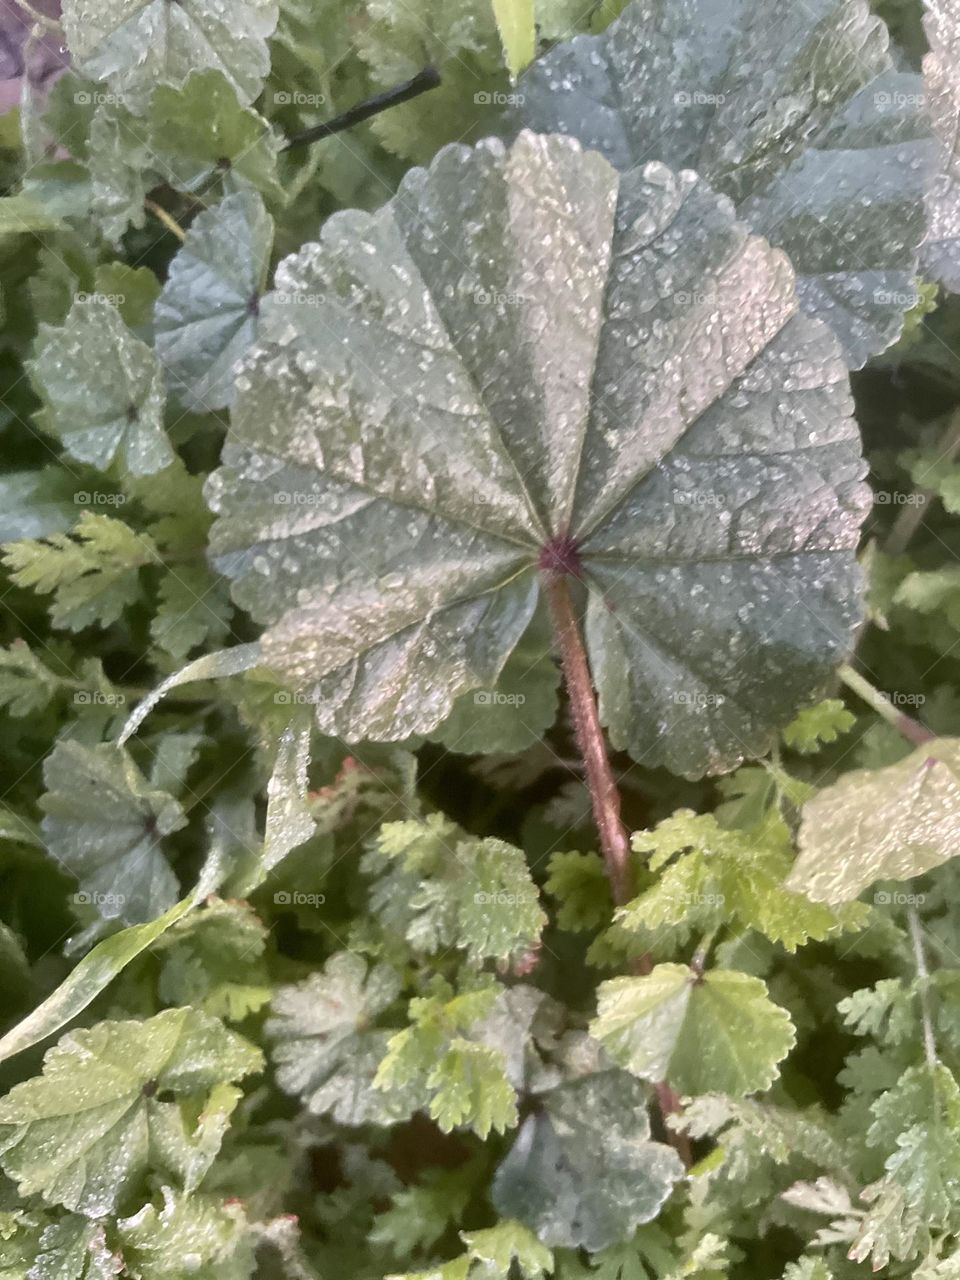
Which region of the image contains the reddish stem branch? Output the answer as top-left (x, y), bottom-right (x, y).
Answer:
top-left (543, 572), bottom-right (633, 906)
top-left (543, 570), bottom-right (693, 1166)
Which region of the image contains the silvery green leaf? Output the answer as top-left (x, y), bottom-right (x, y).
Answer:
top-left (0, 1009), bottom-right (262, 1216)
top-left (492, 1070), bottom-right (684, 1251)
top-left (788, 737), bottom-right (960, 904)
top-left (207, 132), bottom-right (868, 776)
top-left (40, 741), bottom-right (185, 925)
top-left (267, 952), bottom-right (413, 1126)
top-left (156, 192), bottom-right (273, 412)
top-left (62, 0), bottom-right (278, 115)
top-left (512, 0), bottom-right (934, 367)
top-left (922, 0), bottom-right (960, 290)
top-left (30, 298), bottom-right (173, 476)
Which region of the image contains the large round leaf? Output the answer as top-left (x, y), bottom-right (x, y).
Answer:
top-left (511, 0), bottom-right (935, 368)
top-left (206, 132), bottom-right (870, 777)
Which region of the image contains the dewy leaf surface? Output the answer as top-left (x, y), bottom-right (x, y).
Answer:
top-left (922, 0), bottom-right (960, 290)
top-left (62, 0), bottom-right (279, 114)
top-left (788, 737), bottom-right (960, 904)
top-left (30, 298), bottom-right (173, 476)
top-left (155, 192), bottom-right (273, 412)
top-left (0, 1008), bottom-right (262, 1216)
top-left (491, 1070), bottom-right (684, 1251)
top-left (40, 740), bottom-right (186, 925)
top-left (207, 131), bottom-right (869, 776)
top-left (511, 0), bottom-right (935, 367)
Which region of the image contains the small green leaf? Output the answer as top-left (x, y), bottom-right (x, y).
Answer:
top-left (268, 952), bottom-right (412, 1126)
top-left (117, 1188), bottom-right (254, 1279)
top-left (155, 192), bottom-right (273, 411)
top-left (592, 964), bottom-right (795, 1096)
top-left (492, 1071), bottom-right (684, 1251)
top-left (0, 1008), bottom-right (262, 1215)
top-left (30, 298), bottom-right (172, 475)
top-left (460, 1220), bottom-right (552, 1278)
top-left (2, 512), bottom-right (158, 632)
top-left (788, 738), bottom-right (960, 904)
top-left (62, 0), bottom-right (279, 114)
top-left (492, 0), bottom-right (536, 77)
top-left (782, 699), bottom-right (856, 754)
top-left (40, 740), bottom-right (186, 924)
top-left (149, 72), bottom-right (282, 201)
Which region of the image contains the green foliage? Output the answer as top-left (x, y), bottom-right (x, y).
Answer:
top-left (0, 0), bottom-right (958, 1276)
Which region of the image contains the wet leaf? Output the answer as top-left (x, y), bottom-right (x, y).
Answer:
top-left (155, 192), bottom-right (273, 412)
top-left (492, 1070), bottom-right (684, 1251)
top-left (0, 1009), bottom-right (262, 1215)
top-left (40, 740), bottom-right (186, 925)
top-left (591, 964), bottom-right (796, 1095)
top-left (512, 0), bottom-right (935, 367)
top-left (30, 298), bottom-right (172, 475)
top-left (788, 738), bottom-right (960, 904)
top-left (922, 0), bottom-right (960, 290)
top-left (207, 132), bottom-right (868, 777)
top-left (62, 0), bottom-right (279, 114)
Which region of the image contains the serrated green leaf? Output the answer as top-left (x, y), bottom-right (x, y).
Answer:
top-left (868, 1065), bottom-right (960, 1222)
top-left (149, 73), bottom-right (282, 202)
top-left (207, 132), bottom-right (867, 776)
top-left (267, 951), bottom-right (412, 1126)
top-left (426, 1039), bottom-right (518, 1138)
top-left (28, 1216), bottom-right (119, 1280)
top-left (545, 851), bottom-right (612, 932)
top-left (592, 965), bottom-right (795, 1096)
top-left (2, 512), bottom-right (157, 631)
top-left (156, 900), bottom-right (270, 1022)
top-left (0, 470), bottom-right (78, 543)
top-left (0, 642), bottom-right (71, 717)
top-left (513, 0), bottom-right (935, 366)
top-left (117, 1188), bottom-right (254, 1279)
top-left (62, 0), bottom-right (278, 115)
top-left (116, 1188), bottom-right (253, 1279)
top-left (0, 196), bottom-right (62, 234)
top-left (30, 298), bottom-right (171, 475)
top-left (492, 1071), bottom-right (684, 1251)
top-left (460, 1221), bottom-right (552, 1278)
top-left (787, 737), bottom-right (960, 904)
top-left (40, 740), bottom-right (185, 925)
top-left (150, 566), bottom-right (234, 660)
top-left (86, 103), bottom-right (151, 244)
top-left (365, 815), bottom-right (545, 964)
top-left (0, 1008), bottom-right (262, 1215)
top-left (492, 0), bottom-right (536, 77)
top-left (782, 699), bottom-right (856, 753)
top-left (155, 192), bottom-right (273, 412)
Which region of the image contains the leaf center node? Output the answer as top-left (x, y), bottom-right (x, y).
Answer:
top-left (539, 534), bottom-right (582, 578)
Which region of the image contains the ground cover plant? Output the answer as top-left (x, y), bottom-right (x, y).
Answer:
top-left (2, 0), bottom-right (960, 1276)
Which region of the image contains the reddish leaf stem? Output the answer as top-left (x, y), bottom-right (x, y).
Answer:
top-left (543, 569), bottom-right (693, 1166)
top-left (543, 571), bottom-right (632, 906)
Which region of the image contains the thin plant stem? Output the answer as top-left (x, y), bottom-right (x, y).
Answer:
top-left (282, 67), bottom-right (441, 151)
top-left (542, 572), bottom-right (632, 905)
top-left (838, 662), bottom-right (935, 748)
top-left (907, 905), bottom-right (938, 1069)
top-left (144, 199), bottom-right (187, 242)
top-left (543, 569), bottom-right (692, 1166)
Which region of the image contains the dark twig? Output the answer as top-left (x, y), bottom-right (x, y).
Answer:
top-left (282, 67), bottom-right (442, 152)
